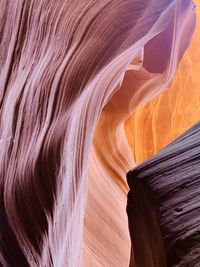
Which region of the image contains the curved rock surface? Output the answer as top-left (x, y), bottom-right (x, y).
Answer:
top-left (0, 0), bottom-right (196, 266)
top-left (126, 0), bottom-right (200, 165)
top-left (85, 1), bottom-right (196, 266)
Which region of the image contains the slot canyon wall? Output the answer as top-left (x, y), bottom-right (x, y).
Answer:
top-left (0, 0), bottom-right (199, 266)
top-left (125, 0), bottom-right (200, 266)
top-left (125, 0), bottom-right (200, 164)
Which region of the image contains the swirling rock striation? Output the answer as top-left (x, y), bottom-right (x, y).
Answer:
top-left (125, 0), bottom-right (200, 166)
top-left (0, 0), bottom-right (196, 266)
top-left (85, 1), bottom-right (196, 265)
top-left (127, 121), bottom-right (200, 267)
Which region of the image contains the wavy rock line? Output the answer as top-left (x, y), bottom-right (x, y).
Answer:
top-left (125, 0), bottom-right (200, 166)
top-left (0, 0), bottom-right (196, 266)
top-left (85, 1), bottom-right (196, 266)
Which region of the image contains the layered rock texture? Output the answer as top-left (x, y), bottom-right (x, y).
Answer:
top-left (127, 121), bottom-right (200, 267)
top-left (126, 0), bottom-right (200, 164)
top-left (0, 0), bottom-right (198, 266)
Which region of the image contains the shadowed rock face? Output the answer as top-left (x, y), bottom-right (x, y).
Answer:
top-left (127, 121), bottom-right (200, 267)
top-left (0, 0), bottom-right (196, 266)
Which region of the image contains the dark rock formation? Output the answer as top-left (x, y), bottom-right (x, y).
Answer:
top-left (127, 121), bottom-right (200, 267)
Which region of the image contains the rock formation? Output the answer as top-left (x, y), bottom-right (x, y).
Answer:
top-left (0, 0), bottom-right (197, 266)
top-left (127, 121), bottom-right (200, 266)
